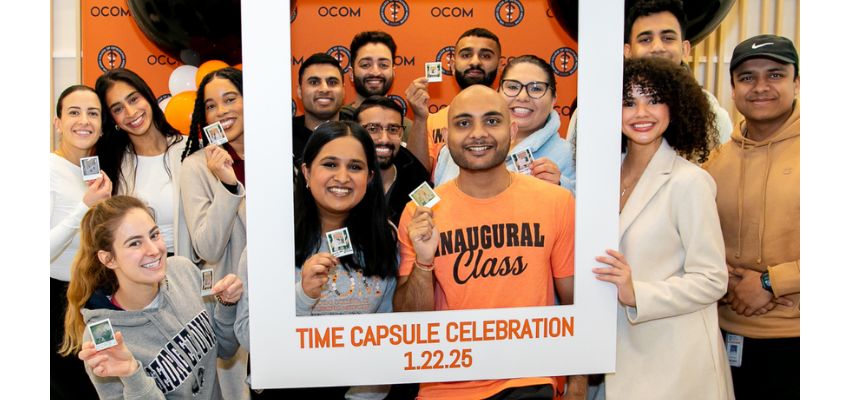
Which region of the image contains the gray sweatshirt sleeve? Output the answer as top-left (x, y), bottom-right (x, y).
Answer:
top-left (180, 153), bottom-right (245, 264)
top-left (82, 338), bottom-right (166, 400)
top-left (295, 277), bottom-right (320, 316)
top-left (234, 248), bottom-right (251, 349)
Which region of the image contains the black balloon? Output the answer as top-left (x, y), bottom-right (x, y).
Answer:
top-left (548, 0), bottom-right (735, 45)
top-left (128, 0), bottom-right (242, 66)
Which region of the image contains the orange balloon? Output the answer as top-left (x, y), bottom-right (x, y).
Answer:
top-left (164, 91), bottom-right (197, 135)
top-left (195, 60), bottom-right (230, 87)
top-left (233, 64), bottom-right (242, 70)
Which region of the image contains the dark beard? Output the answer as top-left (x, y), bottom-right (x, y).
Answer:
top-left (353, 75), bottom-right (392, 98)
top-left (454, 67), bottom-right (498, 89)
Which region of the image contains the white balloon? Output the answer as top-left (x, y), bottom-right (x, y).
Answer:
top-left (168, 65), bottom-right (198, 95)
top-left (158, 95), bottom-right (172, 112)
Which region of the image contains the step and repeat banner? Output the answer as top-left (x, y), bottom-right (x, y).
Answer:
top-left (81, 0), bottom-right (577, 134)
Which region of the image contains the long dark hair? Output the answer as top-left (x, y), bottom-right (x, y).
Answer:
top-left (182, 67), bottom-right (243, 160)
top-left (294, 121), bottom-right (397, 279)
top-left (94, 68), bottom-right (183, 194)
top-left (622, 57), bottom-right (717, 163)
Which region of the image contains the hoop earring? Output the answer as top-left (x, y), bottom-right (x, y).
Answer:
top-left (115, 124), bottom-right (120, 131)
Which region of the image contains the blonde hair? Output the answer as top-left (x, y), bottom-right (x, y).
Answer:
top-left (59, 195), bottom-right (152, 356)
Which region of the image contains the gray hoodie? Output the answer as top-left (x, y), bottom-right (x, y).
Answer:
top-left (81, 256), bottom-right (239, 399)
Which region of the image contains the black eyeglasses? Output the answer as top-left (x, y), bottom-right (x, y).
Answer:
top-left (500, 79), bottom-right (551, 99)
top-left (362, 123), bottom-right (403, 137)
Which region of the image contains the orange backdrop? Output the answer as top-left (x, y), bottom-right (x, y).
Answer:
top-left (81, 0), bottom-right (578, 130)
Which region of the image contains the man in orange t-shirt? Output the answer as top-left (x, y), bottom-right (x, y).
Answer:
top-left (395, 85), bottom-right (586, 399)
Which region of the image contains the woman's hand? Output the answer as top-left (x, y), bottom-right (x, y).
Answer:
top-left (204, 145), bottom-right (238, 186)
top-left (83, 172), bottom-right (112, 207)
top-left (593, 249), bottom-right (636, 307)
top-left (529, 157), bottom-right (561, 186)
top-left (407, 206), bottom-right (439, 267)
top-left (213, 273), bottom-right (243, 303)
top-left (78, 331), bottom-right (139, 378)
top-left (301, 252), bottom-right (339, 299)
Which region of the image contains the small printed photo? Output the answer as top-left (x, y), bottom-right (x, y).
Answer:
top-left (200, 268), bottom-right (214, 296)
top-left (408, 181), bottom-right (440, 208)
top-left (203, 121), bottom-right (228, 146)
top-left (510, 149), bottom-right (535, 175)
top-left (326, 227), bottom-right (354, 257)
top-left (87, 318), bottom-right (117, 351)
top-left (79, 156), bottom-right (101, 181)
top-left (425, 62), bottom-right (443, 83)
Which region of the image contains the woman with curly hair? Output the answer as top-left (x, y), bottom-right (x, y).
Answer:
top-left (180, 67), bottom-right (249, 399)
top-left (593, 57), bottom-right (733, 399)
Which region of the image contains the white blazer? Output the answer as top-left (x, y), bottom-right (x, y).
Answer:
top-left (605, 140), bottom-right (734, 399)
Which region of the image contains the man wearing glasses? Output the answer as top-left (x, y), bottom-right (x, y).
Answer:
top-left (354, 96), bottom-right (430, 225)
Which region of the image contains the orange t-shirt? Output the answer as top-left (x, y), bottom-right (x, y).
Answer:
top-left (398, 173), bottom-right (576, 399)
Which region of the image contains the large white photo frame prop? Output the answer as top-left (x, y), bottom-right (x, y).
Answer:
top-left (242, 0), bottom-right (623, 388)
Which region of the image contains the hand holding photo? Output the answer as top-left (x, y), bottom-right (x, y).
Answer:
top-left (203, 121), bottom-right (228, 146)
top-left (408, 181), bottom-right (440, 208)
top-left (425, 62), bottom-right (442, 83)
top-left (510, 149), bottom-right (535, 175)
top-left (87, 318), bottom-right (117, 351)
top-left (79, 156), bottom-right (101, 181)
top-left (326, 227), bottom-right (354, 257)
top-left (200, 268), bottom-right (214, 296)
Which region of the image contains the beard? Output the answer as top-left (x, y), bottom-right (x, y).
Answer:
top-left (454, 66), bottom-right (498, 89)
top-left (354, 75), bottom-right (393, 98)
top-left (375, 143), bottom-right (397, 169)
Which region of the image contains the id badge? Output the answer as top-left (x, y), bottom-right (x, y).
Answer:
top-left (725, 333), bottom-right (744, 367)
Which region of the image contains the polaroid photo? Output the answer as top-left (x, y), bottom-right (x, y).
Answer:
top-left (79, 156), bottom-right (101, 181)
top-left (510, 148), bottom-right (535, 175)
top-left (200, 268), bottom-right (214, 296)
top-left (425, 62), bottom-right (443, 83)
top-left (408, 181), bottom-right (440, 208)
top-left (203, 121), bottom-right (228, 146)
top-left (326, 227), bottom-right (354, 258)
top-left (87, 318), bottom-right (118, 351)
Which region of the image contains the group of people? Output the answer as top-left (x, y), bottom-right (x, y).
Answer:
top-left (50, 0), bottom-right (799, 399)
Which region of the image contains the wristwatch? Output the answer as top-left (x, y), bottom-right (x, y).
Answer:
top-left (760, 271), bottom-right (772, 293)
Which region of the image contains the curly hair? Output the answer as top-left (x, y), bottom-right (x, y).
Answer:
top-left (622, 57), bottom-right (717, 163)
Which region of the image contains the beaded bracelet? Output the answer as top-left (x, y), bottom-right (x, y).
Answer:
top-left (216, 294), bottom-right (237, 306)
top-left (414, 260), bottom-right (435, 272)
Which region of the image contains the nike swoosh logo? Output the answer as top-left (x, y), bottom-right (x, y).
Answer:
top-left (752, 42), bottom-right (774, 49)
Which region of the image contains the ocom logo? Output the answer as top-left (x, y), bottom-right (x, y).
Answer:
top-left (434, 46), bottom-right (455, 76)
top-left (97, 45), bottom-right (126, 72)
top-left (387, 95), bottom-right (408, 118)
top-left (550, 47), bottom-right (578, 77)
top-left (326, 46), bottom-right (352, 74)
top-left (380, 0), bottom-right (409, 26)
top-left (291, 6), bottom-right (297, 23)
top-left (495, 0), bottom-right (524, 27)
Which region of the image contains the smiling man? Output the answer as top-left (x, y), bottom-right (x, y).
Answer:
top-left (394, 85), bottom-right (585, 400)
top-left (404, 28), bottom-right (502, 173)
top-left (293, 53), bottom-right (345, 168)
top-left (703, 34), bottom-right (800, 400)
top-left (338, 31), bottom-right (415, 144)
top-left (353, 96), bottom-right (430, 226)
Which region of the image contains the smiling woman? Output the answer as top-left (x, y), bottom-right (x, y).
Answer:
top-left (59, 195), bottom-right (244, 399)
top-left (50, 84), bottom-right (111, 399)
top-left (95, 69), bottom-right (190, 259)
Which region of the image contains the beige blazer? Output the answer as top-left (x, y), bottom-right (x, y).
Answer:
top-left (180, 150), bottom-right (247, 281)
top-left (605, 140), bottom-right (734, 399)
